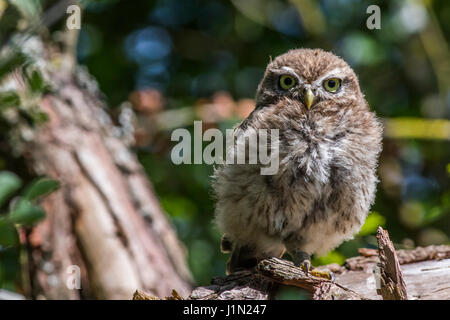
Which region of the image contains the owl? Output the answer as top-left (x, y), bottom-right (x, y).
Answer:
top-left (213, 48), bottom-right (383, 276)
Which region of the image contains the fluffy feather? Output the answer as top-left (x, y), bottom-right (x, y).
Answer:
top-left (213, 49), bottom-right (383, 273)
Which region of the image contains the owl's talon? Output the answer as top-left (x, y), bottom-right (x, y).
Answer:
top-left (292, 250), bottom-right (311, 273)
top-left (292, 250), bottom-right (334, 281)
top-left (300, 260), bottom-right (311, 275)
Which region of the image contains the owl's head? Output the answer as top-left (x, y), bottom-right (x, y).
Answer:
top-left (255, 49), bottom-right (364, 113)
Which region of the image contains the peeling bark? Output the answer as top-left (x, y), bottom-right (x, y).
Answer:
top-left (376, 227), bottom-right (407, 300)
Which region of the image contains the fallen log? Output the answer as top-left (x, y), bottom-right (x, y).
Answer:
top-left (183, 227), bottom-right (450, 300)
top-left (133, 228), bottom-right (450, 300)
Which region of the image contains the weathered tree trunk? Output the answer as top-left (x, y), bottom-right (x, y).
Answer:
top-left (6, 36), bottom-right (192, 299)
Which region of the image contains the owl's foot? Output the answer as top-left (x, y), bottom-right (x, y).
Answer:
top-left (310, 268), bottom-right (335, 282)
top-left (292, 251), bottom-right (311, 273)
top-left (292, 250), bottom-right (335, 282)
top-left (292, 250), bottom-right (312, 274)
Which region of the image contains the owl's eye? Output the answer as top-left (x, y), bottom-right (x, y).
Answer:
top-left (279, 75), bottom-right (296, 90)
top-left (323, 78), bottom-right (341, 93)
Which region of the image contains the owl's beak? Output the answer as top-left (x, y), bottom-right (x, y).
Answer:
top-left (304, 88), bottom-right (315, 110)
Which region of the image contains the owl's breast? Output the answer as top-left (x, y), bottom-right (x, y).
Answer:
top-left (279, 122), bottom-right (335, 187)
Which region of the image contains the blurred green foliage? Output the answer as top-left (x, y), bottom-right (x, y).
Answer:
top-left (0, 171), bottom-right (59, 291)
top-left (0, 0), bottom-right (449, 289)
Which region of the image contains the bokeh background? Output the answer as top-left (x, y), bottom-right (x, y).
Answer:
top-left (1, 0), bottom-right (449, 292)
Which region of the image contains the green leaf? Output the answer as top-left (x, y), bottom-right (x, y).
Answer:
top-left (8, 199), bottom-right (45, 226)
top-left (0, 51), bottom-right (27, 81)
top-left (26, 70), bottom-right (48, 94)
top-left (359, 211), bottom-right (386, 236)
top-left (0, 171), bottom-right (22, 208)
top-left (22, 178), bottom-right (59, 201)
top-left (0, 246), bottom-right (21, 290)
top-left (0, 219), bottom-right (18, 247)
top-left (29, 110), bottom-right (49, 124)
top-left (0, 91), bottom-right (20, 111)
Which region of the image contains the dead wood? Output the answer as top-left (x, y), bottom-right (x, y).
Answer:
top-left (187, 243), bottom-right (450, 300)
top-left (376, 227), bottom-right (408, 300)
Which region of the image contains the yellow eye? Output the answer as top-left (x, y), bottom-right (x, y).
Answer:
top-left (279, 75), bottom-right (296, 90)
top-left (323, 78), bottom-right (341, 93)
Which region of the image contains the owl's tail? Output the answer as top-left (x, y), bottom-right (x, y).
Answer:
top-left (221, 235), bottom-right (259, 274)
top-left (226, 244), bottom-right (259, 275)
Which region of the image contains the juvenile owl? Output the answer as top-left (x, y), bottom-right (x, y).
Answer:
top-left (213, 48), bottom-right (383, 275)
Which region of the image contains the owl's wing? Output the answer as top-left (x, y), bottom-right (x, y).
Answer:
top-left (235, 108), bottom-right (258, 133)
